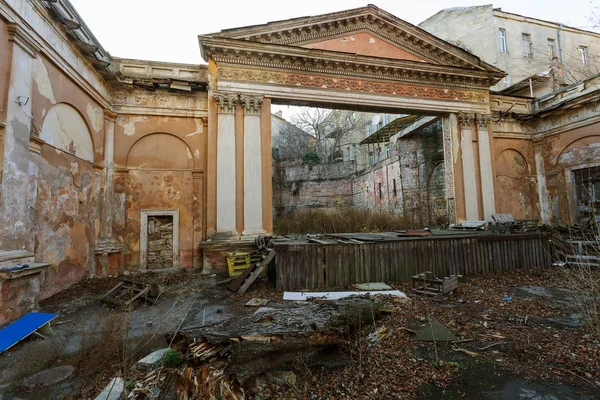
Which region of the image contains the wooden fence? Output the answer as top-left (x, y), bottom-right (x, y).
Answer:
top-left (273, 233), bottom-right (551, 291)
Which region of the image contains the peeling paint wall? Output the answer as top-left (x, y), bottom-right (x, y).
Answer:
top-left (540, 123), bottom-right (600, 224)
top-left (493, 138), bottom-right (538, 220)
top-left (113, 110), bottom-right (207, 271)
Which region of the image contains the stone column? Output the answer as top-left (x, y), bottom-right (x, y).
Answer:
top-left (457, 113), bottom-right (480, 221)
top-left (0, 24), bottom-right (39, 254)
top-left (476, 114), bottom-right (496, 221)
top-left (214, 93), bottom-right (238, 235)
top-left (94, 111), bottom-right (121, 275)
top-left (240, 95), bottom-right (264, 235)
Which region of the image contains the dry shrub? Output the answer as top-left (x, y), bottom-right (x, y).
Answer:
top-left (274, 208), bottom-right (418, 235)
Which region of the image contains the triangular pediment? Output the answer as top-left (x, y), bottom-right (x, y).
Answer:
top-left (203, 5), bottom-right (503, 73)
top-left (302, 30), bottom-right (428, 62)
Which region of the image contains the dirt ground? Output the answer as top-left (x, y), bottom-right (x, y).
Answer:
top-left (0, 267), bottom-right (599, 399)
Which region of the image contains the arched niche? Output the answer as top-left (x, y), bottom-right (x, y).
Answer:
top-left (127, 133), bottom-right (193, 170)
top-left (556, 135), bottom-right (600, 166)
top-left (40, 103), bottom-right (94, 162)
top-left (496, 148), bottom-right (529, 177)
top-left (495, 148), bottom-right (533, 219)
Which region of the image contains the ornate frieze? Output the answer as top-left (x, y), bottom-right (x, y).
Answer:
top-left (442, 117), bottom-right (456, 223)
top-left (218, 67), bottom-right (487, 103)
top-left (239, 95), bottom-right (264, 115)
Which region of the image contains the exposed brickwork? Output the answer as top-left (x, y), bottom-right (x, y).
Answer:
top-left (147, 216), bottom-right (174, 269)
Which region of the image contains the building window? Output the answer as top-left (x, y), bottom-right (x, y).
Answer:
top-left (579, 45), bottom-right (589, 65)
top-left (547, 38), bottom-right (556, 59)
top-left (385, 143), bottom-right (391, 159)
top-left (346, 146), bottom-right (351, 161)
top-left (367, 125), bottom-right (372, 136)
top-left (369, 151), bottom-right (373, 165)
top-left (383, 113), bottom-right (390, 125)
top-left (499, 28), bottom-right (507, 53)
top-left (392, 179), bottom-right (397, 197)
top-left (378, 182), bottom-right (382, 199)
top-left (521, 33), bottom-right (532, 57)
top-left (503, 75), bottom-right (511, 88)
top-left (353, 144), bottom-right (357, 161)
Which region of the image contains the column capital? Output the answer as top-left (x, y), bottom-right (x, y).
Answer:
top-left (476, 114), bottom-right (493, 129)
top-left (213, 92), bottom-right (239, 114)
top-left (7, 23), bottom-right (40, 58)
top-left (457, 112), bottom-right (476, 126)
top-left (103, 110), bottom-right (118, 122)
top-left (240, 95), bottom-right (263, 115)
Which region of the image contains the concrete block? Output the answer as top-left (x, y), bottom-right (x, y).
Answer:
top-left (95, 377), bottom-right (125, 400)
top-left (135, 348), bottom-right (170, 371)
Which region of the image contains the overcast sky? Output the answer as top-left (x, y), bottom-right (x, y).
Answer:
top-left (70, 0), bottom-right (598, 65)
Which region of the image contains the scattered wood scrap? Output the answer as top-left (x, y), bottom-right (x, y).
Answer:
top-left (227, 249), bottom-right (276, 294)
top-left (100, 279), bottom-right (159, 309)
top-left (166, 298), bottom-right (381, 399)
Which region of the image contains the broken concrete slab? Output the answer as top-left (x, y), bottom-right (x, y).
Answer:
top-left (94, 377), bottom-right (125, 400)
top-left (351, 282), bottom-right (392, 291)
top-left (414, 316), bottom-right (458, 342)
top-left (254, 307), bottom-right (277, 313)
top-left (23, 365), bottom-right (75, 388)
top-left (135, 348), bottom-right (170, 372)
top-left (283, 290), bottom-right (406, 301)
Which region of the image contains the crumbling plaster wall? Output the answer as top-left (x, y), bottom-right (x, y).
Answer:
top-left (353, 122), bottom-right (447, 226)
top-left (112, 109), bottom-right (207, 271)
top-left (0, 18), bottom-right (10, 177)
top-left (30, 55), bottom-right (105, 298)
top-left (493, 137), bottom-right (539, 220)
top-left (539, 122), bottom-right (600, 224)
top-left (273, 161), bottom-right (356, 214)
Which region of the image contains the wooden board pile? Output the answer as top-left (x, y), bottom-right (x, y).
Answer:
top-left (147, 298), bottom-right (381, 399)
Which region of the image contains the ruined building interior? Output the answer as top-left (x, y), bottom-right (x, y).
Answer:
top-left (1, 0), bottom-right (600, 328)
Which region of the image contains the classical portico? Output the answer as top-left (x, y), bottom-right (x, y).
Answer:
top-left (199, 5), bottom-right (506, 236)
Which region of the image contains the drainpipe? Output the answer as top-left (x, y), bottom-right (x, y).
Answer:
top-left (557, 24), bottom-right (565, 81)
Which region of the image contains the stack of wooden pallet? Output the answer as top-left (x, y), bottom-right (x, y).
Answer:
top-left (412, 271), bottom-right (459, 300)
top-left (101, 280), bottom-right (159, 309)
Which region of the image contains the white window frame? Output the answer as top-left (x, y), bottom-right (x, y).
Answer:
top-left (547, 38), bottom-right (556, 59)
top-left (521, 33), bottom-right (532, 57)
top-left (499, 28), bottom-right (507, 53)
top-left (579, 45), bottom-right (589, 65)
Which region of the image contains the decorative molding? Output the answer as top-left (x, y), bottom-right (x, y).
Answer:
top-left (213, 92), bottom-right (239, 114)
top-left (212, 7), bottom-right (497, 72)
top-left (239, 95), bottom-right (263, 115)
top-left (206, 44), bottom-right (497, 89)
top-left (442, 117), bottom-right (456, 223)
top-left (103, 110), bottom-right (118, 122)
top-left (7, 23), bottom-right (40, 58)
top-left (476, 114), bottom-right (493, 129)
top-left (457, 113), bottom-right (493, 128)
top-left (219, 67), bottom-right (487, 103)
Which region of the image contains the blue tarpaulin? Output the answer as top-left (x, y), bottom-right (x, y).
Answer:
top-left (0, 312), bottom-right (58, 353)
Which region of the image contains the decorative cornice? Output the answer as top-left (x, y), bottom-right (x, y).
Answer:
top-left (239, 95), bottom-right (263, 115)
top-left (201, 37), bottom-right (501, 89)
top-left (208, 6), bottom-right (501, 74)
top-left (213, 92), bottom-right (239, 114)
top-left (7, 23), bottom-right (40, 58)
